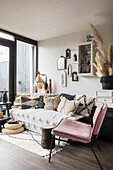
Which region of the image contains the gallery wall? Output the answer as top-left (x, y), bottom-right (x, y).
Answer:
top-left (38, 23), bottom-right (113, 97)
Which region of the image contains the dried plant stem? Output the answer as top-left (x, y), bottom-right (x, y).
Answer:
top-left (90, 23), bottom-right (112, 76)
top-left (90, 24), bottom-right (103, 44)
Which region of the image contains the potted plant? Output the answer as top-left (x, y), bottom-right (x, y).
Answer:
top-left (90, 24), bottom-right (113, 89)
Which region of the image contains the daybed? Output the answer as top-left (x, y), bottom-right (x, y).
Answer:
top-left (10, 108), bottom-right (83, 134)
top-left (10, 93), bottom-right (95, 134)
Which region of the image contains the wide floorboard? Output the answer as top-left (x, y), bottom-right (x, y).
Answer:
top-left (0, 139), bottom-right (113, 170)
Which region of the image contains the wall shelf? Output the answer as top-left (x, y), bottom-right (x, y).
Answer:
top-left (77, 41), bottom-right (94, 76)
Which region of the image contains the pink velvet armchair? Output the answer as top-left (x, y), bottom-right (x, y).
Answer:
top-left (49, 102), bottom-right (107, 170)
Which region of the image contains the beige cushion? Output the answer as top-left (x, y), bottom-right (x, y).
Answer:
top-left (2, 126), bottom-right (24, 134)
top-left (44, 96), bottom-right (60, 110)
top-left (57, 96), bottom-right (80, 116)
top-left (4, 122), bottom-right (22, 130)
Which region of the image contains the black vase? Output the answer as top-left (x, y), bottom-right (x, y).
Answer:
top-left (100, 76), bottom-right (113, 90)
top-left (3, 91), bottom-right (7, 102)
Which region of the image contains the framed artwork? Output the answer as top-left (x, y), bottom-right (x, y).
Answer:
top-left (61, 71), bottom-right (67, 87)
top-left (72, 72), bottom-right (78, 81)
top-left (71, 50), bottom-right (77, 63)
top-left (67, 64), bottom-right (72, 77)
top-left (66, 48), bottom-right (71, 59)
top-left (57, 56), bottom-right (66, 70)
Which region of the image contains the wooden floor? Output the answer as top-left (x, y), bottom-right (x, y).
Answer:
top-left (0, 139), bottom-right (113, 170)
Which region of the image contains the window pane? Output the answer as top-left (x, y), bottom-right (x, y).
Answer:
top-left (0, 32), bottom-right (14, 41)
top-left (17, 40), bottom-right (36, 94)
top-left (0, 45), bottom-right (9, 101)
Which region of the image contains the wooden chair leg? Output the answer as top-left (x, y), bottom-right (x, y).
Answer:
top-left (48, 135), bottom-right (55, 163)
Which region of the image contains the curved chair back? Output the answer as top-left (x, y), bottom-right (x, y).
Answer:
top-left (93, 102), bottom-right (107, 135)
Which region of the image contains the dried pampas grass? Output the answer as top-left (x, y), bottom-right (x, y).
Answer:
top-left (90, 23), bottom-right (113, 77)
top-left (90, 24), bottom-right (103, 44)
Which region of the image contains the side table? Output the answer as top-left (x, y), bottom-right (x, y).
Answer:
top-left (0, 102), bottom-right (11, 132)
top-left (0, 102), bottom-right (11, 117)
top-left (0, 116), bottom-right (10, 132)
top-left (41, 125), bottom-right (55, 149)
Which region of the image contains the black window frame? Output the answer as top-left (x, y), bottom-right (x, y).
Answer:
top-left (0, 28), bottom-right (38, 102)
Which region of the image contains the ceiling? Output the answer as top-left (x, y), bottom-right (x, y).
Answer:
top-left (0, 0), bottom-right (113, 41)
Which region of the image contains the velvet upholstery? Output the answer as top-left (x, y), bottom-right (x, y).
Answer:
top-left (52, 119), bottom-right (92, 143)
top-left (93, 103), bottom-right (107, 135)
top-left (52, 102), bottom-right (107, 143)
top-left (50, 102), bottom-right (107, 169)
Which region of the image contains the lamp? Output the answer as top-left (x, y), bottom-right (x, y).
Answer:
top-left (34, 72), bottom-right (48, 93)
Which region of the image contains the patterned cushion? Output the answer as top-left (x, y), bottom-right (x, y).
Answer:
top-left (75, 95), bottom-right (95, 116)
top-left (21, 97), bottom-right (39, 109)
top-left (44, 96), bottom-right (60, 110)
top-left (57, 96), bottom-right (80, 117)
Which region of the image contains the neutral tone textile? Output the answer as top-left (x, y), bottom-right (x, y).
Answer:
top-left (57, 96), bottom-right (80, 116)
top-left (44, 96), bottom-right (60, 110)
top-left (9, 109), bottom-right (83, 134)
top-left (4, 122), bottom-right (22, 130)
top-left (2, 126), bottom-right (24, 134)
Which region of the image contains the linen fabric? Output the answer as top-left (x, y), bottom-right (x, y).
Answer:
top-left (57, 96), bottom-right (80, 116)
top-left (44, 96), bottom-right (60, 110)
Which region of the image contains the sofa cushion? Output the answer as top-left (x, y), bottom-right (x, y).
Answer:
top-left (21, 97), bottom-right (39, 109)
top-left (44, 96), bottom-right (60, 110)
top-left (75, 95), bottom-right (95, 116)
top-left (59, 93), bottom-right (75, 100)
top-left (57, 96), bottom-right (80, 116)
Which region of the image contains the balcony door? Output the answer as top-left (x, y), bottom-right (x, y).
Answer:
top-left (0, 39), bottom-right (14, 102)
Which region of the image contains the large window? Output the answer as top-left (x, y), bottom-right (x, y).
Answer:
top-left (0, 29), bottom-right (38, 102)
top-left (0, 45), bottom-right (9, 101)
top-left (17, 41), bottom-right (36, 94)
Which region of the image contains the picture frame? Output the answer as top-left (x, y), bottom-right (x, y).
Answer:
top-left (71, 50), bottom-right (77, 64)
top-left (57, 56), bottom-right (66, 70)
top-left (61, 71), bottom-right (67, 87)
top-left (72, 72), bottom-right (78, 81)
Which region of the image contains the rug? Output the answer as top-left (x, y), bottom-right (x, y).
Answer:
top-left (0, 130), bottom-right (67, 159)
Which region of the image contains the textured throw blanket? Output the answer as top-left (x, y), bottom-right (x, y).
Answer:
top-left (10, 109), bottom-right (83, 134)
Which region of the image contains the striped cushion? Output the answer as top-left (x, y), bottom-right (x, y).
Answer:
top-left (21, 97), bottom-right (39, 109)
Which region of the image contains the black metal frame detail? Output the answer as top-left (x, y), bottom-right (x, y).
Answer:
top-left (0, 29), bottom-right (38, 103)
top-left (49, 135), bottom-right (103, 170)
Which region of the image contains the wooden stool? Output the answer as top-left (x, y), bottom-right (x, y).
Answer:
top-left (41, 125), bottom-right (55, 149)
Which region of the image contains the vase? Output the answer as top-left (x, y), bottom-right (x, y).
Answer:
top-left (100, 76), bottom-right (113, 90)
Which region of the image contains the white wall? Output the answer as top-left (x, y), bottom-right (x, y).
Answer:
top-left (38, 23), bottom-right (113, 97)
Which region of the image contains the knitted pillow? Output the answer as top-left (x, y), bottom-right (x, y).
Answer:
top-left (57, 96), bottom-right (80, 117)
top-left (75, 95), bottom-right (95, 116)
top-left (44, 96), bottom-right (60, 110)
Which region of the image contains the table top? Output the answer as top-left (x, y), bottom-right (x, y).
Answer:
top-left (0, 115), bottom-right (10, 121)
